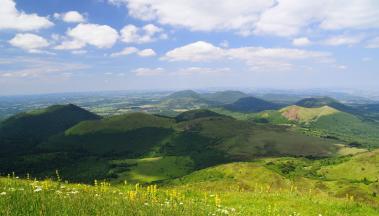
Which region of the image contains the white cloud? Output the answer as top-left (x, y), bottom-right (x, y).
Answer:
top-left (292, 37), bottom-right (311, 46)
top-left (110, 47), bottom-right (156, 57)
top-left (164, 41), bottom-right (225, 62)
top-left (132, 67), bottom-right (230, 76)
top-left (133, 67), bottom-right (165, 76)
top-left (110, 47), bottom-right (138, 57)
top-left (255, 0), bottom-right (379, 36)
top-left (54, 40), bottom-right (86, 50)
top-left (137, 48), bottom-right (156, 57)
top-left (164, 41), bottom-right (330, 61)
top-left (55, 23), bottom-right (119, 49)
top-left (9, 33), bottom-right (49, 53)
top-left (110, 0), bottom-right (274, 34)
top-left (120, 24), bottom-right (166, 44)
top-left (163, 41), bottom-right (332, 72)
top-left (0, 0), bottom-right (53, 31)
top-left (322, 35), bottom-right (363, 46)
top-left (366, 37), bottom-right (379, 48)
top-left (54, 11), bottom-right (86, 23)
top-left (110, 0), bottom-right (379, 37)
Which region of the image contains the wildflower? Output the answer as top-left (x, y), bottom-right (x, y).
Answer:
top-left (0, 192), bottom-right (6, 196)
top-left (144, 202), bottom-right (149, 206)
top-left (34, 187), bottom-right (42, 192)
top-left (179, 202), bottom-right (183, 205)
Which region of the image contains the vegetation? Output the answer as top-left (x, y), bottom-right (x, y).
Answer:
top-left (224, 97), bottom-right (282, 113)
top-left (2, 92), bottom-right (379, 215)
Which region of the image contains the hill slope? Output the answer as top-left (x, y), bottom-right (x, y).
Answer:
top-left (0, 104), bottom-right (99, 155)
top-left (280, 105), bottom-right (339, 124)
top-left (224, 97), bottom-right (281, 113)
top-left (201, 91), bottom-right (249, 105)
top-left (295, 97), bottom-right (356, 113)
top-left (278, 105), bottom-right (379, 147)
top-left (159, 90), bottom-right (211, 109)
top-left (0, 107), bottom-right (340, 182)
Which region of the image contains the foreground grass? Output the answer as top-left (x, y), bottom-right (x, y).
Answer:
top-left (1, 176), bottom-right (378, 216)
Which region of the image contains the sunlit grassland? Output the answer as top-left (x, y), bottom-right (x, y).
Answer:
top-left (1, 175), bottom-right (378, 216)
top-left (110, 156), bottom-right (194, 183)
top-left (2, 155), bottom-right (379, 216)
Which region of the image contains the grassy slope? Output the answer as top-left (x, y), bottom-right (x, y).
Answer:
top-left (309, 112), bottom-right (379, 147)
top-left (0, 104), bottom-right (99, 155)
top-left (1, 173), bottom-right (378, 216)
top-left (0, 108), bottom-right (340, 184)
top-left (224, 97), bottom-right (281, 113)
top-left (224, 104), bottom-right (379, 148)
top-left (280, 105), bottom-right (339, 123)
top-left (319, 149), bottom-right (379, 182)
top-left (201, 91), bottom-right (249, 105)
top-left (110, 156), bottom-right (194, 183)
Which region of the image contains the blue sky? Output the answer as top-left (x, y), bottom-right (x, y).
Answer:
top-left (0, 0), bottom-right (379, 95)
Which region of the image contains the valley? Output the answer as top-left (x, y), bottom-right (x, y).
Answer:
top-left (1, 90), bottom-right (379, 215)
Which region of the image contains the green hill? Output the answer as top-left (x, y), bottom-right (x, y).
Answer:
top-left (0, 106), bottom-right (340, 182)
top-left (277, 105), bottom-right (379, 147)
top-left (224, 96), bottom-right (281, 112)
top-left (165, 90), bottom-right (201, 99)
top-left (280, 105), bottom-right (339, 124)
top-left (0, 104), bottom-right (99, 155)
top-left (160, 90), bottom-right (211, 109)
top-left (201, 91), bottom-right (249, 105)
top-left (175, 109), bottom-right (223, 122)
top-left (295, 97), bottom-right (356, 113)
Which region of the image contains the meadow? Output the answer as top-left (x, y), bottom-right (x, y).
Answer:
top-left (1, 167), bottom-right (378, 216)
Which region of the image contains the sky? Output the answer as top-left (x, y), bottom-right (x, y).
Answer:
top-left (0, 0), bottom-right (379, 95)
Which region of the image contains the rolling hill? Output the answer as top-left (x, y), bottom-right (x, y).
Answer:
top-left (224, 96), bottom-right (282, 112)
top-left (278, 105), bottom-right (379, 147)
top-left (0, 107), bottom-right (339, 182)
top-left (159, 90), bottom-right (211, 109)
top-left (280, 105), bottom-right (339, 124)
top-left (201, 90), bottom-right (249, 105)
top-left (0, 104), bottom-right (99, 155)
top-left (295, 97), bottom-right (356, 114)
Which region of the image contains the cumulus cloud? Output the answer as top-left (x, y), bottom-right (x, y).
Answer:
top-left (366, 37), bottom-right (379, 48)
top-left (110, 47), bottom-right (138, 57)
top-left (110, 0), bottom-right (274, 34)
top-left (0, 0), bottom-right (53, 31)
top-left (164, 41), bottom-right (224, 62)
top-left (137, 48), bottom-right (156, 57)
top-left (55, 23), bottom-right (119, 50)
top-left (163, 41), bottom-right (332, 71)
top-left (322, 35), bottom-right (363, 46)
top-left (292, 37), bottom-right (311, 46)
top-left (255, 0), bottom-right (379, 36)
top-left (9, 33), bottom-right (49, 53)
top-left (54, 40), bottom-right (86, 50)
top-left (54, 11), bottom-right (86, 23)
top-left (120, 24), bottom-right (166, 44)
top-left (132, 67), bottom-right (230, 76)
top-left (109, 0), bottom-right (379, 37)
top-left (111, 47), bottom-right (156, 57)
